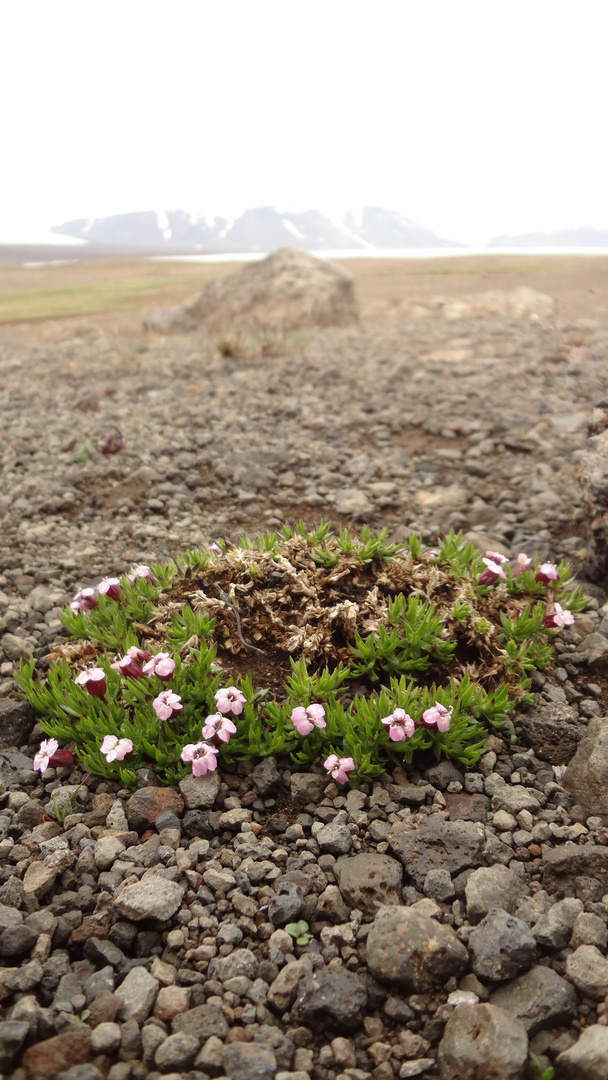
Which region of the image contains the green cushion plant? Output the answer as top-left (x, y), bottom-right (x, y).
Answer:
top-left (16, 524), bottom-right (587, 790)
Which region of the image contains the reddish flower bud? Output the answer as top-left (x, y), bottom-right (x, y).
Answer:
top-left (48, 748), bottom-right (74, 767)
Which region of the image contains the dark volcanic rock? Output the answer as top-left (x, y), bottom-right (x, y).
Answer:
top-left (564, 716), bottom-right (608, 817)
top-left (0, 699), bottom-right (36, 749)
top-left (366, 905), bottom-right (468, 991)
top-left (490, 964), bottom-right (578, 1036)
top-left (543, 842), bottom-right (608, 893)
top-left (518, 699), bottom-right (583, 763)
top-left (292, 964), bottom-right (368, 1031)
top-left (335, 852), bottom-right (403, 914)
top-left (388, 816), bottom-right (485, 889)
top-left (438, 1003), bottom-right (529, 1080)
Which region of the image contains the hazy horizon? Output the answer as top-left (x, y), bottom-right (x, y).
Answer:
top-left (2, 1), bottom-right (608, 248)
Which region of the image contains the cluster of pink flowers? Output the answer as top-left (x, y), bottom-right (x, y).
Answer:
top-left (153, 690), bottom-right (183, 721)
top-left (479, 551), bottom-right (562, 588)
top-left (70, 566), bottom-right (154, 613)
top-left (324, 755), bottom-right (355, 785)
top-left (291, 703), bottom-right (326, 736)
top-left (477, 551), bottom-right (574, 629)
top-left (181, 741), bottom-right (218, 777)
top-left (100, 735), bottom-right (133, 762)
top-left (177, 688), bottom-right (245, 775)
top-left (381, 700), bottom-right (452, 741)
top-left (544, 603), bottom-right (575, 629)
top-left (144, 652), bottom-right (176, 681)
top-left (75, 667), bottom-right (107, 697)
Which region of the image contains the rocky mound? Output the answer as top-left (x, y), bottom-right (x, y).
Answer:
top-left (143, 248), bottom-right (359, 334)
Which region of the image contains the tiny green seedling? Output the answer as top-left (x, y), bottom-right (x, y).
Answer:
top-left (284, 920), bottom-right (314, 945)
top-left (52, 773), bottom-right (90, 825)
top-left (529, 1052), bottom-right (554, 1080)
top-left (73, 440), bottom-right (96, 462)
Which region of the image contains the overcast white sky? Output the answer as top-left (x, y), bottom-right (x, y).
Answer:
top-left (1, 0), bottom-right (607, 246)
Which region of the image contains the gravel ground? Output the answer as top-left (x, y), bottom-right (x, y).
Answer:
top-left (1, 310), bottom-right (608, 1079)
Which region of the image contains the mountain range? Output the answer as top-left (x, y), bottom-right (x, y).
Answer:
top-left (51, 206), bottom-right (463, 252)
top-left (488, 227), bottom-right (608, 248)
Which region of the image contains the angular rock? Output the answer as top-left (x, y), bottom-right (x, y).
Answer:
top-left (145, 247), bottom-right (358, 333)
top-left (125, 787), bottom-right (184, 830)
top-left (444, 792), bottom-right (490, 822)
top-left (556, 1023), bottom-right (608, 1080)
top-left (154, 1032), bottom-right (199, 1071)
top-left (564, 717), bottom-right (608, 817)
top-left (581, 419), bottom-right (608, 583)
top-left (316, 820), bottom-right (353, 855)
top-left (543, 841), bottom-right (608, 892)
top-left (290, 772), bottom-right (327, 808)
top-left (490, 785), bottom-right (540, 816)
top-left (115, 966), bottom-right (159, 1023)
top-left (576, 632), bottom-right (608, 674)
top-left (0, 699), bottom-right (36, 749)
top-left (250, 757), bottom-right (281, 796)
top-left (490, 964), bottom-right (577, 1036)
top-left (267, 957), bottom-right (312, 1012)
top-left (532, 897), bottom-right (583, 948)
top-left (468, 908), bottom-right (537, 981)
top-left (90, 1021), bottom-right (121, 1055)
top-left (334, 852), bottom-right (403, 914)
top-left (388, 817), bottom-right (485, 890)
top-left (214, 947), bottom-right (258, 982)
top-left (518, 699), bottom-right (583, 764)
top-left (22, 1027), bottom-right (90, 1080)
top-left (222, 1041), bottom-right (278, 1080)
top-left (292, 964), bottom-right (367, 1031)
top-left (268, 880), bottom-right (305, 926)
top-left (0, 1020), bottom-right (29, 1071)
top-left (333, 487), bottom-right (372, 520)
top-left (465, 865), bottom-right (527, 922)
top-left (565, 944), bottom-right (608, 1000)
top-left (113, 875), bottom-right (186, 921)
top-left (366, 905), bottom-right (468, 991)
top-left (0, 923), bottom-right (38, 957)
top-left (437, 1003), bottom-right (528, 1080)
top-left (571, 911), bottom-right (608, 950)
top-left (172, 1002), bottom-right (228, 1043)
top-left (23, 861), bottom-right (57, 900)
top-left (179, 770), bottom-right (221, 810)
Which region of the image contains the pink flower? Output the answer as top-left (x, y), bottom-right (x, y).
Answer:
top-left (511, 553), bottom-right (532, 578)
top-left (69, 588), bottom-right (98, 614)
top-left (128, 564), bottom-right (154, 584)
top-left (181, 741), bottom-right (218, 776)
top-left (209, 544), bottom-right (222, 555)
top-left (153, 690), bottom-right (183, 721)
top-left (98, 577), bottom-right (121, 601)
top-left (544, 603), bottom-right (575, 629)
top-left (479, 557), bottom-right (508, 586)
top-left (100, 735), bottom-right (133, 762)
top-left (111, 654), bottom-right (144, 679)
top-left (126, 645), bottom-right (152, 663)
top-left (202, 712), bottom-right (237, 743)
top-left (291, 703), bottom-right (327, 737)
top-left (485, 550), bottom-right (509, 566)
top-left (421, 702), bottom-right (452, 733)
top-left (380, 708), bottom-right (415, 742)
top-left (143, 652), bottom-right (176, 681)
top-left (33, 738), bottom-right (59, 772)
top-left (324, 754), bottom-right (356, 785)
top-left (215, 686), bottom-right (247, 716)
top-left (536, 561), bottom-right (558, 584)
top-left (75, 667), bottom-right (107, 698)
